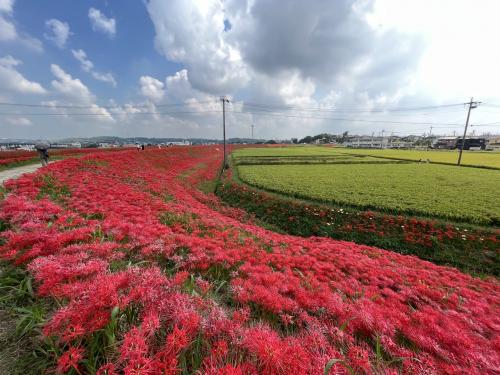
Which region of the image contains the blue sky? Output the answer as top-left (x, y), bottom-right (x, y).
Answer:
top-left (9, 1), bottom-right (179, 103)
top-left (1, 0), bottom-right (500, 140)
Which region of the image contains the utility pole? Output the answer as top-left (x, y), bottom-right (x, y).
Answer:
top-left (428, 126), bottom-right (433, 148)
top-left (251, 124), bottom-right (255, 141)
top-left (380, 129), bottom-right (385, 149)
top-left (371, 132), bottom-right (374, 148)
top-left (457, 97), bottom-right (481, 166)
top-left (220, 96), bottom-right (230, 169)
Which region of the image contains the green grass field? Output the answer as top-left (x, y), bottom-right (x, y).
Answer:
top-left (234, 147), bottom-right (500, 225)
top-left (233, 146), bottom-right (500, 168)
top-left (340, 148), bottom-right (500, 168)
top-left (234, 146), bottom-right (340, 157)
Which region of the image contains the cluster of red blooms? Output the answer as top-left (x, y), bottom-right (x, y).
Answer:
top-left (1, 146), bottom-right (499, 374)
top-left (0, 149), bottom-right (42, 165)
top-left (0, 147), bottom-right (132, 167)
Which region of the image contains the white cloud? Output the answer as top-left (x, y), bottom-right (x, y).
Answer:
top-left (88, 8), bottom-right (116, 37)
top-left (0, 0), bottom-right (14, 13)
top-left (0, 55), bottom-right (19, 67)
top-left (6, 116), bottom-right (32, 126)
top-left (50, 64), bottom-right (94, 103)
top-left (44, 19), bottom-right (71, 48)
top-left (72, 49), bottom-right (93, 72)
top-left (0, 14), bottom-right (15, 41)
top-left (0, 0), bottom-right (16, 42)
top-left (18, 34), bottom-right (43, 52)
top-left (139, 76), bottom-right (164, 102)
top-left (146, 0), bottom-right (248, 94)
top-left (144, 0), bottom-right (493, 138)
top-left (90, 71), bottom-right (116, 86)
top-left (0, 55), bottom-right (47, 94)
top-left (71, 49), bottom-right (117, 86)
top-left (0, 1), bottom-right (43, 51)
top-left (49, 64), bottom-right (114, 122)
top-left (368, 0), bottom-right (500, 102)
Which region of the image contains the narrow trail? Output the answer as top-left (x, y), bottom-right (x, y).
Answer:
top-left (0, 162), bottom-right (44, 372)
top-left (0, 163), bottom-right (42, 185)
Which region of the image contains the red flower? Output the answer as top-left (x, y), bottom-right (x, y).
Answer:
top-left (57, 346), bottom-right (84, 374)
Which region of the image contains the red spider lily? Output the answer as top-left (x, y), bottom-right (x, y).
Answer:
top-left (96, 363), bottom-right (117, 375)
top-left (57, 345), bottom-right (84, 374)
top-left (0, 146), bottom-right (498, 374)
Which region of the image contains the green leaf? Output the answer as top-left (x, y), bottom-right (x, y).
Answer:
top-left (324, 358), bottom-right (355, 375)
top-left (110, 305), bottom-right (120, 321)
top-left (324, 359), bottom-right (342, 375)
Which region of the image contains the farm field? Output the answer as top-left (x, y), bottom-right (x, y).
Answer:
top-left (224, 146), bottom-right (500, 274)
top-left (233, 146), bottom-right (343, 157)
top-left (232, 146), bottom-right (500, 168)
top-left (237, 163), bottom-right (500, 225)
top-left (0, 146), bottom-right (499, 374)
top-left (341, 148), bottom-right (500, 168)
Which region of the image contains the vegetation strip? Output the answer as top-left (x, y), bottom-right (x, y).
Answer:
top-left (216, 178), bottom-right (499, 276)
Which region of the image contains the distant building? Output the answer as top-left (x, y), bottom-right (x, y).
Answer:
top-left (345, 136), bottom-right (386, 149)
top-left (165, 141), bottom-right (191, 146)
top-left (455, 138), bottom-right (486, 150)
top-left (486, 137), bottom-right (500, 151)
top-left (434, 137), bottom-right (458, 149)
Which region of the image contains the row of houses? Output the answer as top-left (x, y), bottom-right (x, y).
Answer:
top-left (432, 137), bottom-right (500, 150)
top-left (344, 135), bottom-right (419, 149)
top-left (344, 135), bottom-right (500, 150)
top-left (0, 140), bottom-right (193, 151)
top-left (0, 142), bottom-right (82, 151)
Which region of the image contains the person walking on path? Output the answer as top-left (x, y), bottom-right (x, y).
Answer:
top-left (35, 142), bottom-right (50, 166)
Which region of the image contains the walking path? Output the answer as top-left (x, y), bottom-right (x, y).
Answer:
top-left (0, 162), bottom-right (44, 372)
top-left (0, 163), bottom-right (42, 185)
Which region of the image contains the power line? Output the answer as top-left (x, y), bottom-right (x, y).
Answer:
top-left (0, 110), bottom-right (222, 116)
top-left (228, 109), bottom-right (467, 126)
top-left (0, 100), bottom-right (218, 109)
top-left (242, 102), bottom-right (465, 113)
top-left (0, 100), bottom-right (466, 112)
top-left (470, 124), bottom-right (500, 127)
top-left (1, 108), bottom-right (498, 127)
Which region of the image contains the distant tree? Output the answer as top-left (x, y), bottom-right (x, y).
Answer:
top-left (339, 131), bottom-right (349, 143)
top-left (298, 136), bottom-right (313, 144)
top-left (291, 138), bottom-right (298, 144)
top-left (265, 140), bottom-right (277, 144)
top-left (82, 143), bottom-right (99, 148)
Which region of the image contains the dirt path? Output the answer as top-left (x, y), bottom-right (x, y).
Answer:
top-left (0, 163), bottom-right (42, 185)
top-left (0, 163), bottom-right (44, 373)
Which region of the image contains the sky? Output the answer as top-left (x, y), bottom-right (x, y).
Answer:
top-left (1, 0), bottom-right (500, 140)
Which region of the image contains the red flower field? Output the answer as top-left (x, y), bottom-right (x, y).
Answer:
top-left (0, 146), bottom-right (499, 374)
top-left (0, 148), bottom-right (133, 167)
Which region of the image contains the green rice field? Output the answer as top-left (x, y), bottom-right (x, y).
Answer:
top-left (233, 146), bottom-right (500, 168)
top-left (340, 148), bottom-right (500, 168)
top-left (234, 147), bottom-right (500, 225)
